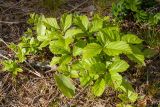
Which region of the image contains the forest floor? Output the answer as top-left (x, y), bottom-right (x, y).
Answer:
top-left (0, 0), bottom-right (160, 107)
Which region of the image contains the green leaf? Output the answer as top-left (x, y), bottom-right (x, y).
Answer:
top-left (97, 31), bottom-right (109, 46)
top-left (81, 58), bottom-right (97, 70)
top-left (65, 37), bottom-right (74, 49)
top-left (37, 23), bottom-right (46, 37)
top-left (50, 57), bottom-right (61, 66)
top-left (39, 40), bottom-right (50, 49)
top-left (109, 59), bottom-right (129, 73)
top-left (70, 70), bottom-right (79, 78)
top-left (3, 60), bottom-right (23, 76)
top-left (128, 92), bottom-right (138, 103)
top-left (83, 43), bottom-right (102, 59)
top-left (49, 39), bottom-right (69, 54)
top-left (89, 19), bottom-right (103, 33)
top-left (92, 78), bottom-right (106, 96)
top-left (101, 26), bottom-right (120, 42)
top-left (105, 73), bottom-right (123, 89)
top-left (127, 45), bottom-right (145, 65)
top-left (61, 14), bottom-right (72, 32)
top-left (90, 62), bottom-right (106, 74)
top-left (54, 74), bottom-right (75, 98)
top-left (16, 47), bottom-right (26, 62)
top-left (121, 34), bottom-right (143, 44)
top-left (103, 41), bottom-right (132, 56)
top-left (44, 18), bottom-right (60, 29)
top-left (80, 76), bottom-right (91, 86)
top-left (59, 54), bottom-right (72, 65)
top-left (73, 40), bottom-right (87, 56)
top-left (118, 79), bottom-right (138, 103)
top-left (74, 15), bottom-right (89, 31)
top-left (116, 103), bottom-right (133, 107)
top-left (38, 30), bottom-right (61, 41)
top-left (65, 28), bottom-right (83, 38)
top-left (57, 64), bottom-right (68, 72)
top-left (71, 61), bottom-right (84, 71)
top-left (119, 79), bottom-right (134, 93)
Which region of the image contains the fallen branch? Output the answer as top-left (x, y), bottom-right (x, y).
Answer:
top-left (0, 20), bottom-right (25, 24)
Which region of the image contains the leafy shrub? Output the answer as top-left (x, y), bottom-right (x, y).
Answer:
top-left (2, 13), bottom-right (150, 106)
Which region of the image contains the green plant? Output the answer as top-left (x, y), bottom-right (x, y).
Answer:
top-left (112, 0), bottom-right (160, 25)
top-left (2, 13), bottom-right (150, 106)
top-left (2, 60), bottom-right (22, 77)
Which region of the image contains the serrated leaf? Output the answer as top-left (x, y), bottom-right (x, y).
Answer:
top-left (83, 43), bottom-right (102, 59)
top-left (80, 76), bottom-right (91, 86)
top-left (127, 45), bottom-right (145, 65)
top-left (109, 59), bottom-right (129, 73)
top-left (39, 40), bottom-right (50, 49)
top-left (74, 15), bottom-right (89, 31)
top-left (92, 78), bottom-right (106, 96)
top-left (101, 26), bottom-right (120, 42)
top-left (59, 54), bottom-right (72, 65)
top-left (44, 18), bottom-right (60, 29)
top-left (65, 37), bottom-right (74, 49)
top-left (89, 19), bottom-right (103, 33)
top-left (90, 62), bottom-right (106, 74)
top-left (121, 34), bottom-right (143, 44)
top-left (105, 73), bottom-right (122, 89)
top-left (49, 39), bottom-right (69, 54)
top-left (50, 57), bottom-right (61, 66)
top-left (71, 61), bottom-right (84, 71)
top-left (54, 74), bottom-right (75, 98)
top-left (119, 79), bottom-right (134, 93)
top-left (73, 40), bottom-right (87, 56)
top-left (103, 41), bottom-right (132, 56)
top-left (65, 28), bottom-right (83, 38)
top-left (128, 92), bottom-right (138, 103)
top-left (61, 14), bottom-right (72, 32)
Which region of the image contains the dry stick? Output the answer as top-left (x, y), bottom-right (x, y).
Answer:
top-left (68, 0), bottom-right (89, 13)
top-left (0, 20), bottom-right (25, 24)
top-left (0, 53), bottom-right (9, 60)
top-left (2, 0), bottom-right (24, 14)
top-left (0, 38), bottom-right (42, 77)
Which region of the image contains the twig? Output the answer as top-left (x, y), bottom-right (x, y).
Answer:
top-left (2, 0), bottom-right (24, 14)
top-left (24, 60), bottom-right (42, 77)
top-left (0, 53), bottom-right (9, 60)
top-left (68, 0), bottom-right (89, 13)
top-left (0, 20), bottom-right (25, 24)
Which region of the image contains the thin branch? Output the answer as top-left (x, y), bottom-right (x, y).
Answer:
top-left (24, 60), bottom-right (42, 77)
top-left (0, 20), bottom-right (25, 24)
top-left (68, 0), bottom-right (89, 13)
top-left (0, 53), bottom-right (9, 60)
top-left (2, 0), bottom-right (24, 14)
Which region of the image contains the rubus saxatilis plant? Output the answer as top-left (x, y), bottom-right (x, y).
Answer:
top-left (2, 13), bottom-right (147, 106)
